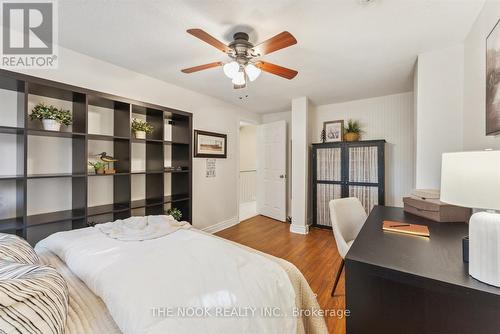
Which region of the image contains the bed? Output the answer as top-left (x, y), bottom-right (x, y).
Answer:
top-left (34, 222), bottom-right (328, 334)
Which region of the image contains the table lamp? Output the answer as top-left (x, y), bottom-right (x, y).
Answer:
top-left (440, 150), bottom-right (500, 287)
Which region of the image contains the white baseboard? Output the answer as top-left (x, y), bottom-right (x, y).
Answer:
top-left (202, 217), bottom-right (239, 234)
top-left (290, 224), bottom-right (309, 235)
top-left (239, 201), bottom-right (257, 222)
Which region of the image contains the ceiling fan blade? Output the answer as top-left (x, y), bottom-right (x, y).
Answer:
top-left (256, 61), bottom-right (298, 79)
top-left (187, 29), bottom-right (232, 54)
top-left (181, 61), bottom-right (223, 73)
top-left (252, 31), bottom-right (297, 56)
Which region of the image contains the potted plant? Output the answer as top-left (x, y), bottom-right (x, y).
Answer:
top-left (131, 118), bottom-right (154, 139)
top-left (344, 119), bottom-right (362, 142)
top-left (29, 102), bottom-right (72, 131)
top-left (167, 207), bottom-right (182, 221)
top-left (89, 161), bottom-right (107, 174)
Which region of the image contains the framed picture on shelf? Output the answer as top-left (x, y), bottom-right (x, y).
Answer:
top-left (194, 130), bottom-right (227, 158)
top-left (487, 18), bottom-right (500, 135)
top-left (323, 120), bottom-right (344, 142)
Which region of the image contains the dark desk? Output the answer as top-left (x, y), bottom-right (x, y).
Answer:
top-left (345, 206), bottom-right (500, 334)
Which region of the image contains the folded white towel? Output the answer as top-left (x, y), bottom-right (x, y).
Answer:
top-left (97, 215), bottom-right (190, 241)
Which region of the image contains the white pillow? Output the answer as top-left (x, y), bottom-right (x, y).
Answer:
top-left (0, 260), bottom-right (68, 334)
top-left (0, 234), bottom-right (40, 265)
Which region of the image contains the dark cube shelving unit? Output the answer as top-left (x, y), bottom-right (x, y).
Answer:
top-left (0, 70), bottom-right (192, 245)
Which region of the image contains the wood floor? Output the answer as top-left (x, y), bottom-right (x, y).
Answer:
top-left (216, 215), bottom-right (345, 334)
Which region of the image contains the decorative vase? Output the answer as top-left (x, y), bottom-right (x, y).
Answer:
top-left (42, 119), bottom-right (61, 131)
top-left (134, 130), bottom-right (146, 139)
top-left (344, 132), bottom-right (360, 142)
top-left (95, 168), bottom-right (105, 175)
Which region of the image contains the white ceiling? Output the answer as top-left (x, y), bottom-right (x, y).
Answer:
top-left (58, 0), bottom-right (484, 114)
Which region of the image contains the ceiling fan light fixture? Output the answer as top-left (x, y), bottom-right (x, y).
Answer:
top-left (223, 61), bottom-right (239, 79)
top-left (245, 63), bottom-right (261, 82)
top-left (232, 71), bottom-right (246, 85)
top-left (182, 29), bottom-right (298, 86)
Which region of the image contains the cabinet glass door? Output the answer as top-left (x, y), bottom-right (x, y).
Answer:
top-left (315, 147), bottom-right (342, 226)
top-left (316, 183), bottom-right (341, 227)
top-left (316, 147), bottom-right (342, 182)
top-left (347, 145), bottom-right (381, 213)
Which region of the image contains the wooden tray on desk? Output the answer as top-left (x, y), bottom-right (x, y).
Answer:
top-left (382, 220), bottom-right (430, 237)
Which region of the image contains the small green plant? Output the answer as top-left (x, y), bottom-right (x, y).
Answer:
top-left (88, 161), bottom-right (107, 170)
top-left (344, 119), bottom-right (361, 134)
top-left (167, 207), bottom-right (182, 221)
top-left (131, 118), bottom-right (154, 134)
top-left (30, 102), bottom-right (72, 126)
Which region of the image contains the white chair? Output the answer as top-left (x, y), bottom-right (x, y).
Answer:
top-left (329, 197), bottom-right (367, 296)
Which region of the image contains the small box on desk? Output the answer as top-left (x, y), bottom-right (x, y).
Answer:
top-left (403, 196), bottom-right (471, 223)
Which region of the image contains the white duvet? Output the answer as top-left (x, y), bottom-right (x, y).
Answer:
top-left (36, 226), bottom-right (297, 334)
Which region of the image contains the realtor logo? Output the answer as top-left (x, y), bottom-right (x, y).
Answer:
top-left (1, 0), bottom-right (58, 68)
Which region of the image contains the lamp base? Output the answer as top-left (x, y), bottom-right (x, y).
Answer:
top-left (469, 211), bottom-right (500, 287)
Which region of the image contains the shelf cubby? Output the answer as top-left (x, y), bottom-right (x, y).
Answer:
top-left (0, 69), bottom-right (192, 244)
top-left (87, 203), bottom-right (130, 217)
top-left (0, 217), bottom-right (24, 234)
top-left (131, 207), bottom-right (146, 217)
top-left (87, 174), bottom-right (131, 217)
top-left (146, 205), bottom-right (164, 216)
top-left (25, 220), bottom-right (76, 245)
top-left (146, 173), bottom-right (164, 203)
top-left (88, 96), bottom-right (130, 138)
top-left (0, 179), bottom-right (24, 235)
top-left (25, 209), bottom-right (86, 226)
top-left (146, 142), bottom-right (163, 172)
top-left (0, 75), bottom-right (25, 129)
top-left (164, 112), bottom-right (191, 144)
top-left (27, 82), bottom-right (86, 134)
top-left (0, 132), bottom-right (24, 177)
top-left (131, 141), bottom-right (146, 173)
top-left (132, 105), bottom-right (163, 141)
top-left (88, 138), bottom-right (130, 174)
top-left (164, 198), bottom-right (190, 222)
top-left (27, 177), bottom-right (86, 227)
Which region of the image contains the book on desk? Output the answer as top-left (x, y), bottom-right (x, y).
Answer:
top-left (382, 220), bottom-right (430, 237)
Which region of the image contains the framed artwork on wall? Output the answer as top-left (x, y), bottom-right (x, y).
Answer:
top-left (194, 130), bottom-right (227, 158)
top-left (486, 18), bottom-right (500, 135)
top-left (323, 120), bottom-right (344, 142)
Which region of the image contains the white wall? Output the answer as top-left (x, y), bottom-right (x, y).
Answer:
top-left (414, 44), bottom-right (464, 189)
top-left (311, 92), bottom-right (414, 207)
top-left (290, 97), bottom-right (310, 233)
top-left (463, 1), bottom-right (500, 150)
top-left (5, 45), bottom-right (259, 230)
top-left (239, 125), bottom-right (257, 171)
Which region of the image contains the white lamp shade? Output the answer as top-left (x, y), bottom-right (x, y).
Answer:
top-left (231, 71), bottom-right (246, 85)
top-left (440, 151), bottom-right (500, 210)
top-left (223, 61), bottom-right (239, 79)
top-left (245, 63), bottom-right (261, 81)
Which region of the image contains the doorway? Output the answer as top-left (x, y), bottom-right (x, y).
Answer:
top-left (239, 122), bottom-right (257, 221)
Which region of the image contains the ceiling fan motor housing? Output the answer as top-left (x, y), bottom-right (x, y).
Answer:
top-left (229, 32), bottom-right (254, 60)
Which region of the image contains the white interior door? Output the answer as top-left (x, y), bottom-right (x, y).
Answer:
top-left (257, 120), bottom-right (286, 222)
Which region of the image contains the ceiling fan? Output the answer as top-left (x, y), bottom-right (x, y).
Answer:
top-left (181, 29), bottom-right (298, 89)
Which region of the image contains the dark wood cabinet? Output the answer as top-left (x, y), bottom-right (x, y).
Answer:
top-left (0, 69), bottom-right (192, 244)
top-left (312, 140), bottom-right (385, 228)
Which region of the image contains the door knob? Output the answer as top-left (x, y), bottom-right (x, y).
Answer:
top-left (280, 175), bottom-right (285, 179)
